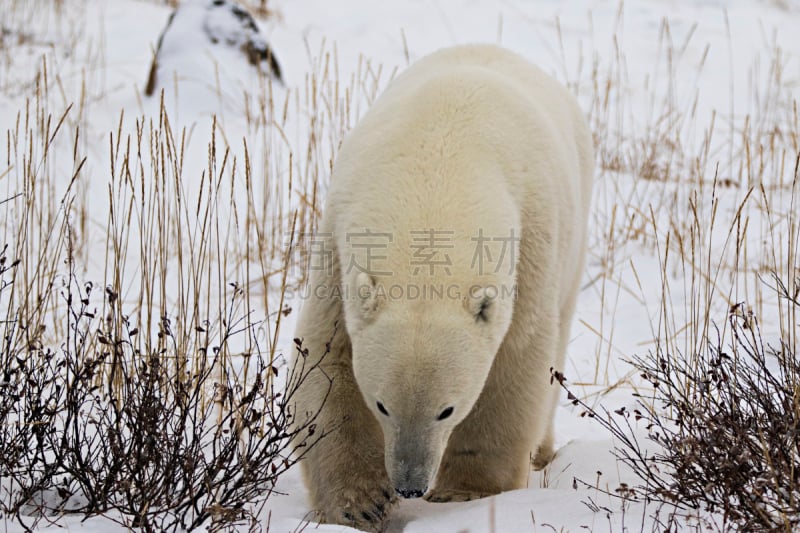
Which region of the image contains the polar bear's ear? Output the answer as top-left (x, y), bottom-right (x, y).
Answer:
top-left (356, 271), bottom-right (382, 315)
top-left (466, 286), bottom-right (495, 323)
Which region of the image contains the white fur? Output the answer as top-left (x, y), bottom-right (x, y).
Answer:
top-left (291, 44), bottom-right (593, 531)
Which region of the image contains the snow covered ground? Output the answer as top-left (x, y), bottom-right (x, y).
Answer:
top-left (1, 0), bottom-right (799, 531)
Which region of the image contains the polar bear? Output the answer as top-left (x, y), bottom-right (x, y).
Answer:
top-left (290, 44), bottom-right (593, 531)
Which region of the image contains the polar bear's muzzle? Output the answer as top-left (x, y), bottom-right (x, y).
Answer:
top-left (391, 460), bottom-right (430, 499)
top-left (387, 434), bottom-right (439, 499)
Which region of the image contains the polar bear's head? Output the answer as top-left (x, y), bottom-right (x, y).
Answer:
top-left (349, 272), bottom-right (515, 498)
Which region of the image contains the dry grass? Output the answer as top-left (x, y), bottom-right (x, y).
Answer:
top-left (0, 2), bottom-right (390, 527)
top-left (548, 4), bottom-right (799, 529)
top-left (558, 4), bottom-right (799, 394)
top-left (555, 276), bottom-right (800, 531)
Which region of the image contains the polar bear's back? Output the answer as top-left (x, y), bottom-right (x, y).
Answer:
top-left (376, 45), bottom-right (590, 170)
top-left (383, 44), bottom-right (583, 138)
top-left (424, 44), bottom-right (593, 308)
top-left (335, 44), bottom-right (592, 210)
top-left (329, 44), bottom-right (593, 309)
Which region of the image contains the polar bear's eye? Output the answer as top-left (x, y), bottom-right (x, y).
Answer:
top-left (376, 401), bottom-right (390, 416)
top-left (437, 407), bottom-right (454, 421)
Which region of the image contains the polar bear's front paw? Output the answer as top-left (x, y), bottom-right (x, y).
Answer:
top-left (424, 488), bottom-right (494, 503)
top-left (319, 484), bottom-right (397, 532)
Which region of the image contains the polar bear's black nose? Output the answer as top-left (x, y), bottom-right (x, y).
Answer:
top-left (396, 487), bottom-right (426, 499)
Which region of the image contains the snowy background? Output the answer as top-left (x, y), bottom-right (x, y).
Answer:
top-left (1, 0), bottom-right (799, 531)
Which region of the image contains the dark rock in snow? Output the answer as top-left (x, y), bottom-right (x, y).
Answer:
top-left (145, 0), bottom-right (282, 97)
